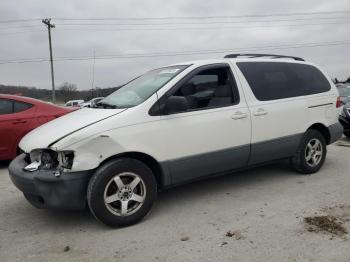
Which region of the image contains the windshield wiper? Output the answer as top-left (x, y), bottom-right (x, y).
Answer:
top-left (95, 102), bottom-right (118, 109)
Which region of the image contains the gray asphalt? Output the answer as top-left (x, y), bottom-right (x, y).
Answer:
top-left (0, 138), bottom-right (350, 262)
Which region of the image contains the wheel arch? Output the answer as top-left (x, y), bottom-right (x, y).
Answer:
top-left (307, 123), bottom-right (331, 144)
top-left (98, 151), bottom-right (167, 189)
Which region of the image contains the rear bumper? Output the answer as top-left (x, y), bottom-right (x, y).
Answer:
top-left (8, 154), bottom-right (94, 210)
top-left (328, 122), bottom-right (344, 143)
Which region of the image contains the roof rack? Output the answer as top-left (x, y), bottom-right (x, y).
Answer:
top-left (224, 53), bottom-right (305, 61)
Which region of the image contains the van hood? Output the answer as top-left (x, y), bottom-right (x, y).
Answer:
top-left (19, 108), bottom-right (126, 152)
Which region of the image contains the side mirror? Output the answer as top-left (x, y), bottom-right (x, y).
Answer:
top-left (163, 96), bottom-right (189, 115)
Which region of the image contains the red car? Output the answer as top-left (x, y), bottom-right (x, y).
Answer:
top-left (0, 94), bottom-right (75, 160)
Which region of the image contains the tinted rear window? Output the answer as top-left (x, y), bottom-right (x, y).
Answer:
top-left (13, 101), bottom-right (32, 113)
top-left (0, 99), bottom-right (13, 115)
top-left (237, 62), bottom-right (331, 101)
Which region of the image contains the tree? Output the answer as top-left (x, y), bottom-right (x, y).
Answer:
top-left (58, 82), bottom-right (78, 102)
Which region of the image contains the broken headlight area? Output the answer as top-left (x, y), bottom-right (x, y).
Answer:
top-left (25, 149), bottom-right (74, 171)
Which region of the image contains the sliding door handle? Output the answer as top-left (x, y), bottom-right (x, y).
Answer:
top-left (253, 108), bottom-right (268, 116)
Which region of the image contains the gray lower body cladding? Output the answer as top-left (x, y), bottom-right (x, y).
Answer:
top-left (166, 133), bottom-right (303, 185)
top-left (168, 145), bottom-right (250, 185)
top-left (329, 122), bottom-right (344, 141)
top-left (165, 123), bottom-right (343, 186)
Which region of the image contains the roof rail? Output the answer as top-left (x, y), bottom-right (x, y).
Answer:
top-left (224, 53), bottom-right (305, 61)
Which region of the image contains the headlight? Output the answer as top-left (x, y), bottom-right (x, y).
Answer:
top-left (58, 151), bottom-right (74, 169)
top-left (40, 150), bottom-right (58, 169)
top-left (28, 149), bottom-right (74, 171)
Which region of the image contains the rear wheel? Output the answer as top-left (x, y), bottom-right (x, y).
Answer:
top-left (87, 158), bottom-right (157, 227)
top-left (291, 130), bottom-right (327, 174)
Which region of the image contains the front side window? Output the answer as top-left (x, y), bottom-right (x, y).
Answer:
top-left (0, 99), bottom-right (13, 115)
top-left (100, 65), bottom-right (188, 108)
top-left (237, 62), bottom-right (331, 101)
top-left (161, 66), bottom-right (238, 114)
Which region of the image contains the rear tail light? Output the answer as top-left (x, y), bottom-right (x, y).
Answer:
top-left (336, 97), bottom-right (342, 108)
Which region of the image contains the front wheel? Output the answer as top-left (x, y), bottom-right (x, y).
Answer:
top-left (87, 158), bottom-right (157, 227)
top-left (291, 130), bottom-right (327, 174)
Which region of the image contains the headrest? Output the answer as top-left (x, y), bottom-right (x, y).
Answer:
top-left (214, 85), bottom-right (231, 97)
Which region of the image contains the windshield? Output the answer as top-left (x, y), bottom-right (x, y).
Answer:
top-left (99, 65), bottom-right (188, 108)
top-left (338, 86), bottom-right (350, 96)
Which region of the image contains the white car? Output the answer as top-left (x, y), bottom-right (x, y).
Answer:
top-left (64, 100), bottom-right (84, 107)
top-left (9, 54), bottom-right (343, 227)
top-left (82, 97), bottom-right (104, 108)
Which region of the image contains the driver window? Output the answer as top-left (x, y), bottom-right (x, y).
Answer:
top-left (169, 66), bottom-right (237, 112)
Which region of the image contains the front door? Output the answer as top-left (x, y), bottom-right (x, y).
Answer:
top-left (156, 64), bottom-right (251, 184)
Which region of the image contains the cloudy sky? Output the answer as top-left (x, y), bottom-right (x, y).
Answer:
top-left (0, 0), bottom-right (349, 90)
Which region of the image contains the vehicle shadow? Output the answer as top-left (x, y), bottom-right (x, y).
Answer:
top-left (0, 160), bottom-right (10, 168)
top-left (154, 161), bottom-right (295, 209)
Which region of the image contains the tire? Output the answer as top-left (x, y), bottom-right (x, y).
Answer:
top-left (87, 158), bottom-right (157, 227)
top-left (291, 129), bottom-right (327, 174)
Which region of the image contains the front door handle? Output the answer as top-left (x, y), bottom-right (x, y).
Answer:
top-left (13, 120), bottom-right (27, 124)
top-left (253, 108), bottom-right (268, 116)
top-left (232, 111), bottom-right (248, 120)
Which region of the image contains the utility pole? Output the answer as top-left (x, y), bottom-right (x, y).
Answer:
top-left (42, 18), bottom-right (56, 103)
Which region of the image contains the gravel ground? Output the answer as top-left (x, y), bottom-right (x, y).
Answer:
top-left (0, 138), bottom-right (350, 262)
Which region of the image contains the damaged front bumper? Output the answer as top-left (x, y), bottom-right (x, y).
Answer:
top-left (8, 154), bottom-right (94, 210)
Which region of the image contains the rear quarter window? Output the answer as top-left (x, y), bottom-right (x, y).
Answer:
top-left (237, 62), bottom-right (331, 101)
top-left (13, 101), bottom-right (33, 113)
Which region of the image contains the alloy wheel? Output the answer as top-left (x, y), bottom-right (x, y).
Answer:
top-left (305, 138), bottom-right (323, 167)
top-left (103, 172), bottom-right (146, 216)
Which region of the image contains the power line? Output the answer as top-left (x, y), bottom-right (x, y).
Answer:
top-left (0, 30), bottom-right (44, 36)
top-left (0, 40), bottom-right (349, 65)
top-left (55, 16), bottom-right (350, 27)
top-left (3, 20), bottom-right (349, 36)
top-left (2, 15), bottom-right (350, 31)
top-left (0, 25), bottom-right (42, 30)
top-left (52, 20), bottom-right (350, 32)
top-left (2, 10), bottom-right (349, 24)
top-left (0, 18), bottom-right (40, 24)
top-left (52, 10), bottom-right (350, 21)
top-left (1, 13), bottom-right (350, 34)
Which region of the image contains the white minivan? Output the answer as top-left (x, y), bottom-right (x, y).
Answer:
top-left (9, 54), bottom-right (343, 227)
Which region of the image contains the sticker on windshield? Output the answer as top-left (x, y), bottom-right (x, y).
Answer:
top-left (159, 68), bottom-right (180, 74)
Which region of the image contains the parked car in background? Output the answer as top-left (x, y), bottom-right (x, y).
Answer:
top-left (9, 54), bottom-right (343, 227)
top-left (82, 97), bottom-right (104, 108)
top-left (0, 94), bottom-right (76, 160)
top-left (65, 100), bottom-right (84, 107)
top-left (337, 84), bottom-right (350, 105)
top-left (339, 101), bottom-right (350, 137)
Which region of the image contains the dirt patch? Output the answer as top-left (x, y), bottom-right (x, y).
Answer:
top-left (304, 215), bottom-right (348, 236)
top-left (304, 204), bottom-right (350, 238)
top-left (180, 236), bottom-right (189, 241)
top-left (322, 204), bottom-right (350, 222)
top-left (226, 230), bottom-right (245, 240)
